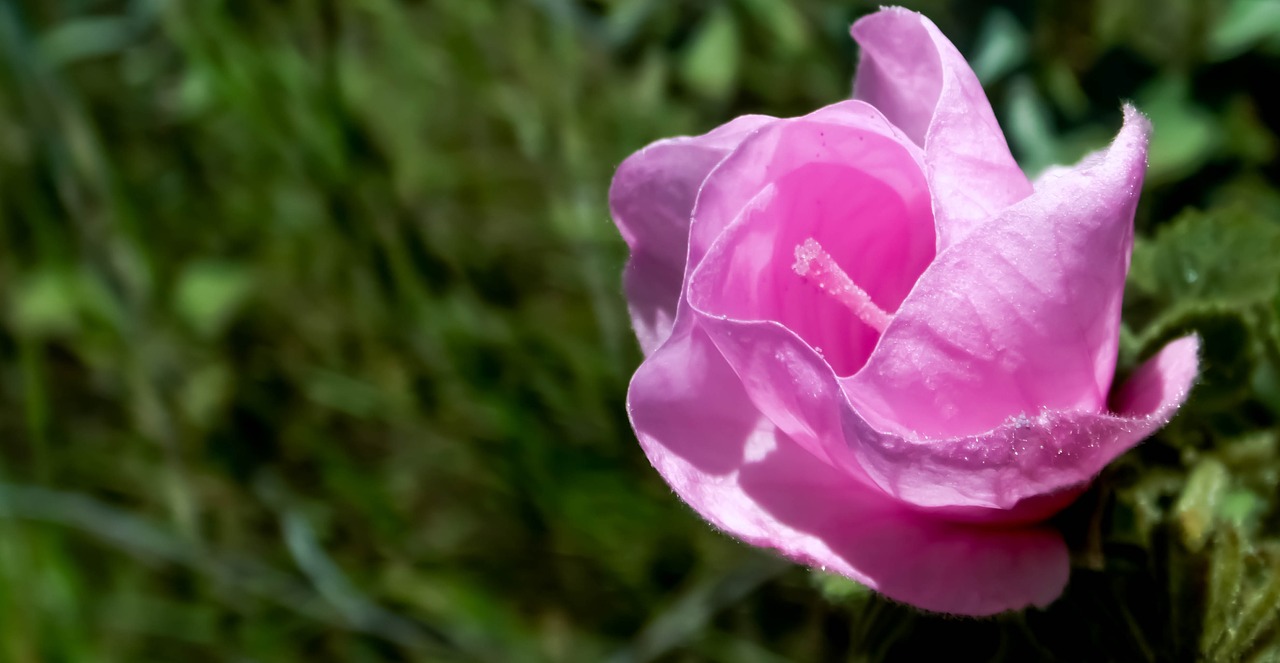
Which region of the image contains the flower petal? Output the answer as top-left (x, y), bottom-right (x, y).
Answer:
top-left (688, 108), bottom-right (1191, 513)
top-left (629, 320), bottom-right (1069, 616)
top-left (844, 334), bottom-right (1200, 511)
top-left (697, 295), bottom-right (1197, 512)
top-left (846, 106), bottom-right (1152, 439)
top-left (683, 101), bottom-right (931, 470)
top-left (686, 101), bottom-right (923, 280)
top-left (610, 116), bottom-right (775, 355)
top-left (852, 7), bottom-right (1032, 249)
top-left (687, 105), bottom-right (933, 377)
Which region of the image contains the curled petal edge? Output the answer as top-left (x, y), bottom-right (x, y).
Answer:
top-left (848, 334), bottom-right (1201, 511)
top-left (609, 116), bottom-right (776, 355)
top-left (852, 7), bottom-right (1033, 249)
top-left (629, 319), bottom-right (1070, 616)
top-left (845, 105), bottom-right (1151, 439)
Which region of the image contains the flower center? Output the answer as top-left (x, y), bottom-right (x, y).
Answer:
top-left (792, 237), bottom-right (890, 334)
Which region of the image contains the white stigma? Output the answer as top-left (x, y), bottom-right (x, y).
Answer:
top-left (792, 237), bottom-right (890, 334)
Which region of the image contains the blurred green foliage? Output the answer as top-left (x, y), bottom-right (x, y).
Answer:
top-left (1, 0), bottom-right (1279, 661)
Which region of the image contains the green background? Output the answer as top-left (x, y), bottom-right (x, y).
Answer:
top-left (2, 0), bottom-right (1279, 660)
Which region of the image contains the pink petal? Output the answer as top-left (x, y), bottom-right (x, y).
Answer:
top-left (629, 321), bottom-right (1069, 616)
top-left (682, 101), bottom-right (931, 470)
top-left (687, 107), bottom-right (1192, 514)
top-left (686, 104), bottom-right (933, 377)
top-left (696, 291), bottom-right (1197, 513)
top-left (847, 106), bottom-right (1152, 439)
top-left (846, 335), bottom-right (1201, 511)
top-left (852, 8), bottom-right (1032, 249)
top-left (686, 101), bottom-right (924, 283)
top-left (609, 116), bottom-right (775, 355)
top-left (1111, 334), bottom-right (1203, 416)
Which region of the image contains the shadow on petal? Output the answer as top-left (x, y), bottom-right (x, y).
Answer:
top-left (630, 322), bottom-right (1069, 616)
top-left (610, 115), bottom-right (775, 355)
top-left (735, 439), bottom-right (1069, 616)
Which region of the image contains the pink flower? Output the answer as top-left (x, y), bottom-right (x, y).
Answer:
top-left (609, 7), bottom-right (1198, 616)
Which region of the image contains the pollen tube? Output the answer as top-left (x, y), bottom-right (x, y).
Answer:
top-left (792, 237), bottom-right (891, 334)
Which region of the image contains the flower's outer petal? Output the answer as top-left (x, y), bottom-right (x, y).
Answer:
top-left (610, 115), bottom-right (775, 355)
top-left (845, 335), bottom-right (1200, 511)
top-left (687, 107), bottom-right (933, 376)
top-left (852, 8), bottom-right (1032, 249)
top-left (628, 320), bottom-right (1069, 616)
top-left (686, 100), bottom-right (924, 281)
top-left (695, 294), bottom-right (1196, 513)
top-left (847, 106), bottom-right (1151, 439)
top-left (685, 106), bottom-right (1193, 513)
top-left (685, 100), bottom-right (931, 471)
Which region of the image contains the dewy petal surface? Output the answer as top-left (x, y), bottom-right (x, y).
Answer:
top-left (852, 8), bottom-right (1032, 249)
top-left (609, 116), bottom-right (774, 355)
top-left (845, 334), bottom-right (1201, 511)
top-left (628, 320), bottom-right (1069, 616)
top-left (846, 107), bottom-right (1152, 439)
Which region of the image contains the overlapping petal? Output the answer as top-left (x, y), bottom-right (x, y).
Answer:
top-left (846, 106), bottom-right (1151, 439)
top-left (852, 8), bottom-right (1033, 249)
top-left (683, 100), bottom-right (931, 470)
top-left (629, 320), bottom-right (1069, 616)
top-left (686, 101), bottom-right (924, 277)
top-left (686, 101), bottom-right (932, 376)
top-left (686, 106), bottom-right (1198, 513)
top-left (693, 281), bottom-right (1197, 513)
top-left (843, 334), bottom-right (1200, 512)
top-left (611, 6), bottom-right (1200, 617)
top-left (609, 116), bottom-right (774, 355)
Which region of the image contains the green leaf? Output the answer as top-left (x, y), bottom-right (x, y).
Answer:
top-left (810, 570), bottom-right (871, 605)
top-left (1094, 0), bottom-right (1202, 65)
top-left (1003, 75), bottom-right (1060, 176)
top-left (1221, 96), bottom-right (1278, 165)
top-left (172, 261), bottom-right (253, 338)
top-left (1137, 75), bottom-right (1222, 185)
top-left (1202, 528), bottom-right (1247, 657)
top-left (1135, 306), bottom-right (1253, 411)
top-left (179, 362), bottom-right (233, 429)
top-left (603, 0), bottom-right (659, 49)
top-left (1175, 458), bottom-right (1229, 552)
top-left (1042, 60), bottom-right (1089, 120)
top-left (734, 0), bottom-right (810, 56)
top-left (1202, 531), bottom-right (1280, 661)
top-left (1209, 0), bottom-right (1280, 60)
top-left (1129, 204), bottom-right (1280, 308)
top-left (680, 6), bottom-right (741, 101)
top-left (9, 269), bottom-right (80, 337)
top-left (968, 7), bottom-right (1029, 85)
top-left (39, 17), bottom-right (139, 66)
